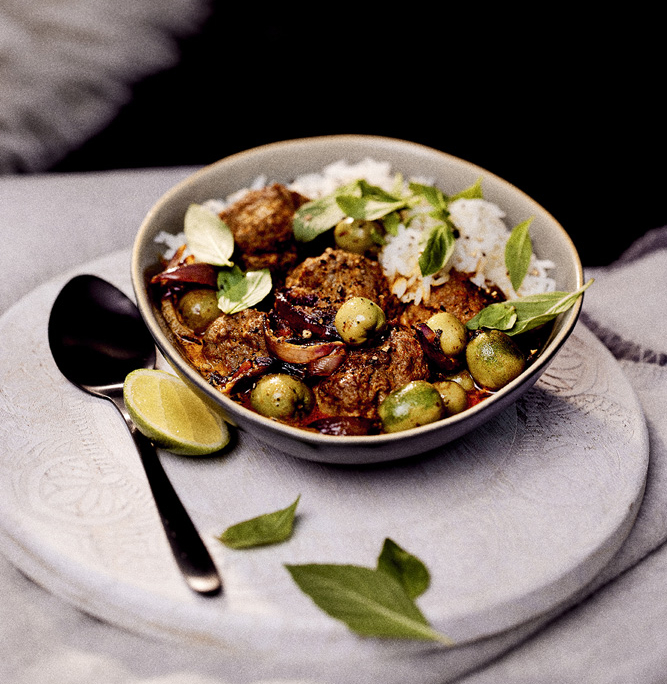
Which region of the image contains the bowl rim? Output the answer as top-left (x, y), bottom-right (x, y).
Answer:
top-left (132, 134), bottom-right (585, 447)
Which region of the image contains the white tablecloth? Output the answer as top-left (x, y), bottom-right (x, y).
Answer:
top-left (2, 167), bottom-right (667, 683)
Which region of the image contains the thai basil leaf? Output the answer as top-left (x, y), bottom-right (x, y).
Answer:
top-left (293, 178), bottom-right (409, 241)
top-left (292, 181), bottom-right (361, 242)
top-left (409, 182), bottom-right (449, 218)
top-left (467, 280), bottom-right (593, 335)
top-left (370, 225), bottom-right (388, 245)
top-left (505, 218), bottom-right (534, 291)
top-left (218, 495), bottom-right (300, 549)
top-left (284, 563), bottom-right (453, 645)
top-left (336, 180), bottom-right (407, 221)
top-left (336, 194), bottom-right (406, 221)
top-left (506, 281), bottom-right (593, 335)
top-left (217, 265), bottom-right (272, 314)
top-left (466, 302), bottom-right (518, 332)
top-left (184, 203), bottom-right (234, 267)
top-left (450, 177), bottom-right (484, 201)
top-left (419, 223), bottom-right (457, 276)
top-left (357, 180), bottom-right (405, 204)
top-left (381, 210), bottom-right (401, 237)
top-left (377, 538), bottom-right (430, 600)
top-left (390, 172), bottom-right (406, 196)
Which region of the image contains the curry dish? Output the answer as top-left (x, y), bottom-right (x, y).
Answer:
top-left (150, 183), bottom-right (548, 436)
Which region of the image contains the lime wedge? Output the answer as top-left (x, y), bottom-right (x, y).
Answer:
top-left (123, 369), bottom-right (229, 456)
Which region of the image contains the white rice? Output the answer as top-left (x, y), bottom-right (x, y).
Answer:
top-left (447, 199), bottom-right (556, 299)
top-left (154, 229), bottom-right (189, 259)
top-left (378, 195), bottom-right (557, 305)
top-left (156, 158), bottom-right (556, 302)
top-left (288, 158), bottom-right (398, 198)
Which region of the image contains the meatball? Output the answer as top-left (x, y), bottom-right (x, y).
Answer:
top-left (314, 324), bottom-right (429, 420)
top-left (202, 309), bottom-right (269, 376)
top-left (399, 269), bottom-right (504, 326)
top-left (286, 247), bottom-right (401, 318)
top-left (219, 183), bottom-right (309, 277)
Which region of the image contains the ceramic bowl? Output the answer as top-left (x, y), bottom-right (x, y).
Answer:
top-left (131, 135), bottom-right (584, 465)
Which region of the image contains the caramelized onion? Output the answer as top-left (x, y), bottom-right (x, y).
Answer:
top-left (264, 318), bottom-right (344, 365)
top-left (151, 262), bottom-right (218, 289)
top-left (415, 323), bottom-right (461, 372)
top-left (274, 289), bottom-right (339, 340)
top-left (160, 296), bottom-right (202, 343)
top-left (306, 346), bottom-right (347, 376)
top-left (209, 357), bottom-right (275, 394)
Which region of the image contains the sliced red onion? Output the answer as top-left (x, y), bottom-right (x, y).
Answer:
top-left (209, 357), bottom-right (275, 394)
top-left (273, 289), bottom-right (339, 340)
top-left (163, 244), bottom-right (187, 270)
top-left (264, 319), bottom-right (344, 365)
top-left (160, 296), bottom-right (202, 343)
top-left (415, 323), bottom-right (461, 372)
top-left (151, 262), bottom-right (218, 289)
top-left (305, 345), bottom-right (347, 376)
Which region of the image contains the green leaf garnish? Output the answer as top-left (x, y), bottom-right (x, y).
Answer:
top-left (355, 180), bottom-right (407, 208)
top-left (292, 179), bottom-right (407, 242)
top-left (183, 203), bottom-right (234, 267)
top-left (408, 181), bottom-right (450, 221)
top-left (409, 179), bottom-right (487, 277)
top-left (467, 280), bottom-right (593, 335)
top-left (466, 302), bottom-right (518, 332)
top-left (218, 495), bottom-right (300, 549)
top-left (292, 181), bottom-right (361, 242)
top-left (418, 223), bottom-right (457, 276)
top-left (381, 210), bottom-right (401, 237)
top-left (336, 193), bottom-right (406, 221)
top-left (450, 177), bottom-right (484, 201)
top-left (217, 265), bottom-right (272, 314)
top-left (285, 563), bottom-right (453, 645)
top-left (377, 538), bottom-right (430, 600)
top-left (505, 218), bottom-right (534, 291)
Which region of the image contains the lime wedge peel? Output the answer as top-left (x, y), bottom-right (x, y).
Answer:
top-left (123, 369), bottom-right (230, 456)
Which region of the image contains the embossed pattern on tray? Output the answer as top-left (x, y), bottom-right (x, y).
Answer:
top-left (0, 250), bottom-right (649, 664)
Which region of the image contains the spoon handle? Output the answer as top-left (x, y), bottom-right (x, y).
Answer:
top-left (110, 395), bottom-right (222, 596)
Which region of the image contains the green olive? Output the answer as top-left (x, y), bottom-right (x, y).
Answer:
top-left (335, 297), bottom-right (387, 346)
top-left (250, 374), bottom-right (314, 420)
top-left (465, 329), bottom-right (526, 391)
top-left (378, 380), bottom-right (445, 433)
top-left (426, 312), bottom-right (467, 356)
top-left (433, 380), bottom-right (469, 416)
top-left (443, 369), bottom-right (475, 392)
top-left (334, 217), bottom-right (378, 254)
top-left (178, 289), bottom-right (221, 334)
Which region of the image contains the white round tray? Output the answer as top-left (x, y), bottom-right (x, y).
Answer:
top-left (0, 250), bottom-right (649, 681)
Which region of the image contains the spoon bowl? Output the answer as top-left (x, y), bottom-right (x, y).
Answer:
top-left (48, 274), bottom-right (222, 596)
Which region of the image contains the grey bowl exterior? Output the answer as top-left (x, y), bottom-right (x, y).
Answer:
top-left (131, 135), bottom-right (584, 464)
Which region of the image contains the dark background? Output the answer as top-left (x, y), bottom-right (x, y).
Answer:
top-left (51, 7), bottom-right (665, 267)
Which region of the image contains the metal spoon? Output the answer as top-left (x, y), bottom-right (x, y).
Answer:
top-left (48, 274), bottom-right (222, 596)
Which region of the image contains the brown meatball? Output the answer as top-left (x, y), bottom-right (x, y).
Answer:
top-left (313, 324), bottom-right (429, 419)
top-left (219, 183), bottom-right (308, 277)
top-left (202, 309), bottom-right (269, 376)
top-left (399, 269), bottom-right (504, 326)
top-left (286, 247), bottom-right (401, 318)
